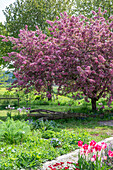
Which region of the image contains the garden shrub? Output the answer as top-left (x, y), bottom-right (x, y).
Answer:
top-left (0, 118), bottom-right (31, 144)
top-left (0, 146), bottom-right (42, 169)
top-left (29, 118), bottom-right (56, 131)
top-left (50, 138), bottom-right (62, 147)
top-left (42, 130), bottom-right (56, 139)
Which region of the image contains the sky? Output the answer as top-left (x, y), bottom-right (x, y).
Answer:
top-left (0, 0), bottom-right (16, 24)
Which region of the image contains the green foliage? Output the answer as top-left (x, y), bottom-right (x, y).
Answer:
top-left (42, 130), bottom-right (55, 139)
top-left (3, 0), bottom-right (74, 37)
top-left (50, 138), bottom-right (62, 147)
top-left (7, 112), bottom-right (11, 119)
top-left (0, 118), bottom-right (92, 169)
top-left (73, 0), bottom-right (113, 19)
top-left (0, 24), bottom-right (13, 70)
top-left (0, 23), bottom-right (11, 66)
top-left (0, 117), bottom-right (113, 169)
top-left (29, 118), bottom-right (56, 131)
top-left (0, 69), bottom-right (8, 86)
top-left (0, 118), bottom-right (31, 144)
top-left (15, 152), bottom-right (41, 169)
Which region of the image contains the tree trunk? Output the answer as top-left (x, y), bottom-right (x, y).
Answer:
top-left (47, 84), bottom-right (52, 101)
top-left (91, 98), bottom-right (97, 111)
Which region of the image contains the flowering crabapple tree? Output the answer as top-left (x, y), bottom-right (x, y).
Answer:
top-left (47, 8), bottom-right (113, 110)
top-left (0, 25), bottom-right (60, 100)
top-left (0, 8), bottom-right (113, 111)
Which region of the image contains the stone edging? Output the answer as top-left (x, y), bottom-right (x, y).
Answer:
top-left (41, 137), bottom-right (113, 170)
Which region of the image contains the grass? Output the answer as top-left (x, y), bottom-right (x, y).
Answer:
top-left (0, 87), bottom-right (113, 113)
top-left (56, 118), bottom-right (113, 142)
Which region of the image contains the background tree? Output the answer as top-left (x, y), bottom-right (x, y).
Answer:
top-left (0, 68), bottom-right (8, 87)
top-left (3, 0), bottom-right (74, 37)
top-left (0, 22), bottom-right (12, 67)
top-left (73, 0), bottom-right (113, 18)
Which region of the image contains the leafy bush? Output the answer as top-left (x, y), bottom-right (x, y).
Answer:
top-left (0, 118), bottom-right (31, 144)
top-left (16, 152), bottom-right (41, 169)
top-left (50, 138), bottom-right (62, 147)
top-left (42, 130), bottom-right (55, 139)
top-left (28, 118), bottom-right (56, 131)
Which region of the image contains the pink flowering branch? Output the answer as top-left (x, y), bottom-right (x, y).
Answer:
top-left (0, 8), bottom-right (113, 110)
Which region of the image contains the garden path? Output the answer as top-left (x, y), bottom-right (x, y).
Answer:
top-left (98, 120), bottom-right (113, 126)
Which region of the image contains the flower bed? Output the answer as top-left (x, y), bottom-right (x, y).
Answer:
top-left (0, 118), bottom-right (91, 169)
top-left (47, 140), bottom-right (113, 170)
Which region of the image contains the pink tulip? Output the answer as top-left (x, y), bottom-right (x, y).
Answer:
top-left (78, 141), bottom-right (83, 147)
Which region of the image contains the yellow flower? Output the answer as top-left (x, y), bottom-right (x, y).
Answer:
top-left (37, 155), bottom-right (40, 159)
top-left (10, 158), bottom-right (16, 160)
top-left (5, 163), bottom-right (8, 166)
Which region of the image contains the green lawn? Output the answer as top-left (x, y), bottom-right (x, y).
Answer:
top-left (56, 118), bottom-right (113, 142)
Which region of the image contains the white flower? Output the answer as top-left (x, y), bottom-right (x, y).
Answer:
top-left (17, 108), bottom-right (22, 112)
top-left (0, 148), bottom-right (4, 152)
top-left (11, 149), bottom-right (16, 153)
top-left (91, 158), bottom-right (95, 162)
top-left (98, 103), bottom-right (103, 105)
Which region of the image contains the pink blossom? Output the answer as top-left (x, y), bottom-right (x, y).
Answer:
top-left (95, 144), bottom-right (102, 151)
top-left (101, 142), bottom-right (107, 150)
top-left (108, 150), bottom-right (113, 157)
top-left (98, 55), bottom-right (106, 63)
top-left (90, 140), bottom-right (96, 147)
top-left (0, 9), bottom-right (113, 111)
top-left (83, 144), bottom-right (89, 150)
top-left (78, 141), bottom-right (83, 147)
top-left (92, 10), bottom-right (96, 15)
top-left (98, 103), bottom-right (103, 105)
top-left (17, 108), bottom-right (22, 113)
top-left (92, 155), bottom-right (96, 160)
top-left (91, 157), bottom-right (95, 162)
top-left (103, 156), bottom-right (107, 160)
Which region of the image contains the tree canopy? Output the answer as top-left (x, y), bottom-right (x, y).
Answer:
top-left (48, 9), bottom-right (113, 110)
top-left (0, 8), bottom-right (113, 110)
top-left (3, 0), bottom-right (74, 37)
top-left (0, 22), bottom-right (12, 67)
top-left (73, 0), bottom-right (113, 18)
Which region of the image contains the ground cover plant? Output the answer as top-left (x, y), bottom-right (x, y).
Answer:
top-left (0, 116), bottom-right (113, 169)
